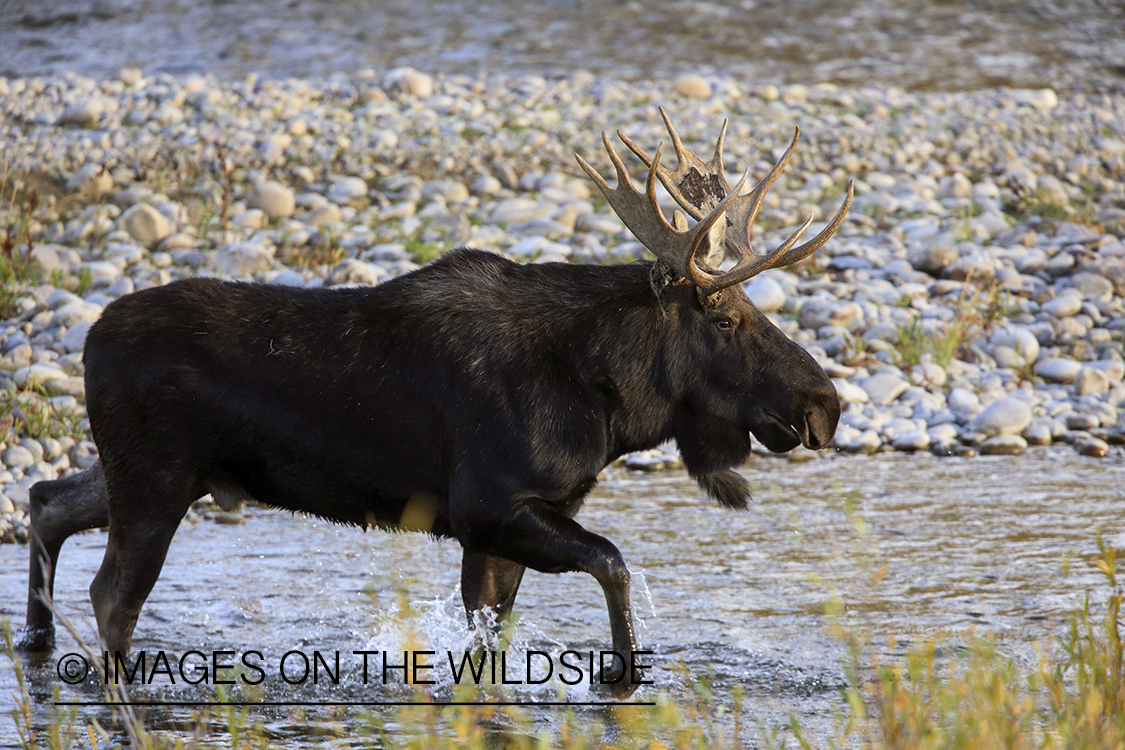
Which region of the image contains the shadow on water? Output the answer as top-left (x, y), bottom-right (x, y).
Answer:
top-left (2, 447), bottom-right (1123, 745)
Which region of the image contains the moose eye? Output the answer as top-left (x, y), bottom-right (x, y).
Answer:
top-left (715, 318), bottom-right (734, 331)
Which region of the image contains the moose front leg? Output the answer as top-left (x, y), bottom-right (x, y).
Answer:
top-left (452, 487), bottom-right (643, 697)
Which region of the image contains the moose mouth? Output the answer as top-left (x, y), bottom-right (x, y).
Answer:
top-left (748, 411), bottom-right (809, 453)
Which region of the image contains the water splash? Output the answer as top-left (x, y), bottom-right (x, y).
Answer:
top-left (359, 587), bottom-right (640, 700)
top-left (630, 566), bottom-right (657, 635)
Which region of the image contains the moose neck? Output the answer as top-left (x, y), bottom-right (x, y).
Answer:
top-left (539, 265), bottom-right (757, 509)
top-left (539, 264), bottom-right (700, 461)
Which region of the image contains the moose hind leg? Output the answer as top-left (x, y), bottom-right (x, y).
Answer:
top-left (19, 461), bottom-right (110, 651)
top-left (460, 551), bottom-right (527, 630)
top-left (90, 470), bottom-right (193, 656)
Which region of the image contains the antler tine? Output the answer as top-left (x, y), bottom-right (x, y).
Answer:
top-left (723, 127), bottom-right (799, 254)
top-left (711, 114), bottom-right (727, 176)
top-left (660, 106), bottom-right (697, 183)
top-left (706, 216), bottom-right (815, 295)
top-left (602, 130), bottom-right (639, 193)
top-left (693, 180), bottom-right (855, 296)
top-left (575, 140), bottom-right (615, 196)
top-left (575, 133), bottom-right (748, 284)
top-left (618, 107), bottom-right (731, 219)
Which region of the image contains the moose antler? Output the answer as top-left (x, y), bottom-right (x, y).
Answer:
top-left (576, 132), bottom-right (750, 293)
top-left (576, 109), bottom-right (854, 299)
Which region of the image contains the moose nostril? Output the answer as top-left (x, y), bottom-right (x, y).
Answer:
top-left (804, 422), bottom-right (818, 449)
top-left (803, 411), bottom-right (825, 450)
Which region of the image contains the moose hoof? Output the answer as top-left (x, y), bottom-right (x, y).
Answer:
top-left (14, 625), bottom-right (55, 653)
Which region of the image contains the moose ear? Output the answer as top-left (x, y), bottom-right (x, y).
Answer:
top-left (694, 469), bottom-right (750, 511)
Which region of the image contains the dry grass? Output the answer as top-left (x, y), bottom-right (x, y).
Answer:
top-left (0, 163), bottom-right (44, 318)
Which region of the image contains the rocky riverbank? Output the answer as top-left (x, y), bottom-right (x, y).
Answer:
top-left (1, 68), bottom-right (1123, 542)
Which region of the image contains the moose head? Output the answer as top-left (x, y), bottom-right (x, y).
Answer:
top-left (577, 110), bottom-right (853, 506)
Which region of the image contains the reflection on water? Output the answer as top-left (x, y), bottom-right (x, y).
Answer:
top-left (0, 0), bottom-right (1122, 91)
top-left (1, 448), bottom-right (1122, 745)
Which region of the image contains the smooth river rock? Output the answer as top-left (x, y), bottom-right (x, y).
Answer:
top-left (119, 203), bottom-right (172, 244)
top-left (1034, 357), bottom-right (1083, 383)
top-left (799, 297), bottom-right (862, 331)
top-left (214, 241), bottom-right (275, 277)
top-left (1076, 366), bottom-right (1111, 396)
top-left (674, 74), bottom-right (712, 99)
top-left (859, 371), bottom-right (910, 406)
top-left (970, 397), bottom-right (1033, 437)
top-left (247, 180), bottom-right (297, 219)
top-left (1041, 295), bottom-right (1082, 318)
top-left (980, 434), bottom-right (1028, 455)
top-left (745, 276), bottom-right (786, 313)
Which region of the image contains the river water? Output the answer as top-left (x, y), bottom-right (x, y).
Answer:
top-left (2, 448), bottom-right (1123, 746)
top-left (0, 0), bottom-right (1123, 92)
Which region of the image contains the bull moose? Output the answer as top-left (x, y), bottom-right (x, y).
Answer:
top-left (21, 111), bottom-right (851, 696)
